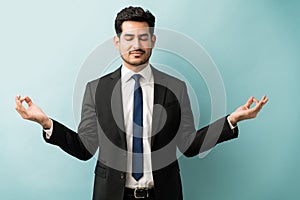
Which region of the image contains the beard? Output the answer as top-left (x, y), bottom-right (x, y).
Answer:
top-left (121, 49), bottom-right (152, 67)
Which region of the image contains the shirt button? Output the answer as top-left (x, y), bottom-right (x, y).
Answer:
top-left (120, 173), bottom-right (125, 179)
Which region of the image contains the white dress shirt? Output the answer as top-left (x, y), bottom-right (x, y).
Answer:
top-left (121, 64), bottom-right (154, 189)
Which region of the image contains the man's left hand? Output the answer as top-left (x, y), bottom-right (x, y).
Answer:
top-left (228, 95), bottom-right (268, 126)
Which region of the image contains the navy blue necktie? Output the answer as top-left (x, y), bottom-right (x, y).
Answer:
top-left (132, 74), bottom-right (143, 181)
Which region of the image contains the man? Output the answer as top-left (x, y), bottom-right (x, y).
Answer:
top-left (15, 6), bottom-right (268, 200)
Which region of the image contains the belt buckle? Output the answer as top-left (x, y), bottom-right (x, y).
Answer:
top-left (134, 187), bottom-right (149, 199)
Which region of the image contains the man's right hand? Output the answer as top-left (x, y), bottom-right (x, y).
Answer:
top-left (15, 95), bottom-right (52, 129)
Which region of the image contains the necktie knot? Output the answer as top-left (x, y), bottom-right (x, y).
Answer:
top-left (132, 74), bottom-right (141, 83)
top-left (132, 74), bottom-right (142, 91)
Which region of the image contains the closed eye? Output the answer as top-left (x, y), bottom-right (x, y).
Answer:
top-left (124, 35), bottom-right (134, 41)
top-left (139, 34), bottom-right (149, 41)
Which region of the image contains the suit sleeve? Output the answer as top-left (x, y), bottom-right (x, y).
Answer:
top-left (176, 82), bottom-right (239, 157)
top-left (42, 82), bottom-right (99, 161)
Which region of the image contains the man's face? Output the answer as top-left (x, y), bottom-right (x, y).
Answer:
top-left (114, 21), bottom-right (156, 71)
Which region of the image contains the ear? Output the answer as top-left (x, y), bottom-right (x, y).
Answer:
top-left (151, 34), bottom-right (156, 48)
top-left (113, 35), bottom-right (120, 49)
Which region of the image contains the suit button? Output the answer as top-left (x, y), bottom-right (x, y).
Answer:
top-left (120, 173), bottom-right (125, 179)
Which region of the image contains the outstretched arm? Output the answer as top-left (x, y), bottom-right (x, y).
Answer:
top-left (15, 88), bottom-right (97, 161)
top-left (181, 92), bottom-right (268, 157)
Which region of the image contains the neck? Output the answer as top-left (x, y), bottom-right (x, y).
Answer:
top-left (123, 62), bottom-right (148, 73)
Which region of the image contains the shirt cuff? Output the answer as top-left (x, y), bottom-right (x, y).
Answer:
top-left (227, 116), bottom-right (237, 130)
top-left (43, 119), bottom-right (53, 139)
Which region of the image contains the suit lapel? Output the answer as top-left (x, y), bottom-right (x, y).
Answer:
top-left (95, 67), bottom-right (127, 150)
top-left (151, 67), bottom-right (168, 147)
top-left (109, 68), bottom-right (127, 149)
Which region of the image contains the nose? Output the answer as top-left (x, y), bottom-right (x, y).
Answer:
top-left (132, 38), bottom-right (141, 50)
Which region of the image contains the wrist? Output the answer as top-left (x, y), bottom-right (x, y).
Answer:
top-left (228, 115), bottom-right (238, 126)
top-left (40, 118), bottom-right (52, 129)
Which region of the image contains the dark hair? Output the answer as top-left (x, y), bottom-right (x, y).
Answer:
top-left (114, 6), bottom-right (155, 36)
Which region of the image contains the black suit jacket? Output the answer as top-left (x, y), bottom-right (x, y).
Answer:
top-left (43, 66), bottom-right (238, 200)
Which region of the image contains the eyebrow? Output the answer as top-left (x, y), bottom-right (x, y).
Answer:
top-left (124, 33), bottom-right (134, 37)
top-left (123, 33), bottom-right (149, 37)
top-left (138, 33), bottom-right (149, 37)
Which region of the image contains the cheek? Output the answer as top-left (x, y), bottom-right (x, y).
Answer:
top-left (141, 41), bottom-right (153, 49)
top-left (119, 45), bottom-right (131, 54)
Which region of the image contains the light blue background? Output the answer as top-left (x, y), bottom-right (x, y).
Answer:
top-left (1, 0), bottom-right (299, 199)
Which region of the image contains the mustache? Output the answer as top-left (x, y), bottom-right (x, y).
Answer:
top-left (129, 49), bottom-right (145, 54)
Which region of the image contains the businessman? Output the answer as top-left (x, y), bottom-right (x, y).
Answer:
top-left (15, 6), bottom-right (268, 200)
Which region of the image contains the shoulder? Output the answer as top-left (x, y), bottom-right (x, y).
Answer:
top-left (151, 66), bottom-right (186, 88)
top-left (87, 67), bottom-right (121, 87)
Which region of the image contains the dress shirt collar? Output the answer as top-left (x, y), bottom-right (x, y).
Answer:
top-left (121, 64), bottom-right (152, 83)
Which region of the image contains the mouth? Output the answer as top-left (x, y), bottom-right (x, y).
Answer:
top-left (129, 50), bottom-right (145, 56)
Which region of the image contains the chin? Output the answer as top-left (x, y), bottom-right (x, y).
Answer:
top-left (128, 59), bottom-right (148, 66)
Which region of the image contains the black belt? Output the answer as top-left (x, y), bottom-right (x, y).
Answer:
top-left (124, 187), bottom-right (155, 199)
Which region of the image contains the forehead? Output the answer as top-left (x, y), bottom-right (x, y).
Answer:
top-left (121, 21), bottom-right (150, 35)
